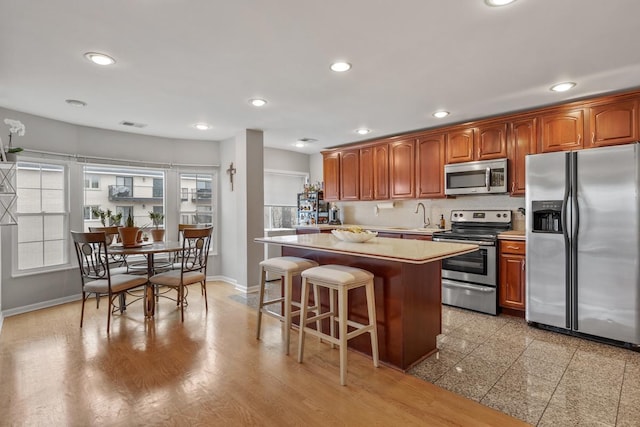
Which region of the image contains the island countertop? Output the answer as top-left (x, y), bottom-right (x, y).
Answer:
top-left (255, 233), bottom-right (478, 265)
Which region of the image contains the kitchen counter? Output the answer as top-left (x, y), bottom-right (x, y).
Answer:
top-left (498, 230), bottom-right (525, 241)
top-left (257, 233), bottom-right (475, 264)
top-left (295, 224), bottom-right (449, 236)
top-left (255, 233), bottom-right (477, 370)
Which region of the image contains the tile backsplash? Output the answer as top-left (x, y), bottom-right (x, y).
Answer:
top-left (338, 195), bottom-right (526, 231)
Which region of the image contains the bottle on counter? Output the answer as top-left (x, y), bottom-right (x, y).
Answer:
top-left (439, 214), bottom-right (445, 229)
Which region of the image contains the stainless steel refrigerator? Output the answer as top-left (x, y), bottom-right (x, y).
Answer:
top-left (526, 143), bottom-right (640, 345)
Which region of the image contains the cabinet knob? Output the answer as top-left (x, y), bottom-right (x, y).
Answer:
top-left (577, 134), bottom-right (582, 145)
top-left (592, 132), bottom-right (595, 144)
top-left (522, 259), bottom-right (525, 271)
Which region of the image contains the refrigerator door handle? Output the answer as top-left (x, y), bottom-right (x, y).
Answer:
top-left (562, 152), bottom-right (572, 329)
top-left (571, 152), bottom-right (579, 330)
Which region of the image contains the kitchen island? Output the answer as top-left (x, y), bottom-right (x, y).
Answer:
top-left (255, 233), bottom-right (478, 370)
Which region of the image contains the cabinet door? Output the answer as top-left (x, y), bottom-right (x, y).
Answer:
top-left (476, 122), bottom-right (508, 160)
top-left (539, 108), bottom-right (584, 152)
top-left (446, 128), bottom-right (474, 163)
top-left (588, 99), bottom-right (638, 148)
top-left (322, 152), bottom-right (340, 201)
top-left (340, 149), bottom-right (360, 201)
top-left (373, 143), bottom-right (390, 200)
top-left (389, 139), bottom-right (415, 199)
top-left (509, 118), bottom-right (537, 196)
top-left (499, 253), bottom-right (526, 310)
top-left (359, 146), bottom-right (374, 201)
top-left (416, 133), bottom-right (445, 199)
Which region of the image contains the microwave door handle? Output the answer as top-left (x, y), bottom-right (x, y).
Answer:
top-left (485, 167), bottom-right (491, 191)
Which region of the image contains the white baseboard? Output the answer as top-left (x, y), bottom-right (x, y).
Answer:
top-left (2, 294), bottom-right (82, 318)
top-left (0, 313), bottom-right (4, 334)
top-left (210, 275), bottom-right (255, 293)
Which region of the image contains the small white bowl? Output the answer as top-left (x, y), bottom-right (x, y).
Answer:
top-left (331, 229), bottom-right (378, 243)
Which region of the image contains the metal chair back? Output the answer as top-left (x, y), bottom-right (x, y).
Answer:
top-left (180, 227), bottom-right (213, 274)
top-left (71, 231), bottom-right (111, 284)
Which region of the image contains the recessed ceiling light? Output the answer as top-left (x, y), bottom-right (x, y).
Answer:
top-left (484, 0), bottom-right (517, 6)
top-left (84, 52), bottom-right (116, 66)
top-left (355, 128), bottom-right (371, 135)
top-left (249, 98), bottom-right (267, 107)
top-left (433, 111), bottom-right (450, 118)
top-left (194, 123), bottom-right (211, 130)
top-left (330, 62), bottom-right (352, 72)
top-left (550, 82), bottom-right (576, 92)
top-left (294, 141), bottom-right (306, 148)
top-left (65, 99), bottom-right (87, 107)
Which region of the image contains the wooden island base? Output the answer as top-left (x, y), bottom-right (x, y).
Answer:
top-left (283, 246), bottom-right (442, 371)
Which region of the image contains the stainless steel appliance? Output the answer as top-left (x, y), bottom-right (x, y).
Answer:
top-left (433, 209), bottom-right (512, 315)
top-left (444, 158), bottom-right (508, 196)
top-left (526, 143), bottom-right (640, 346)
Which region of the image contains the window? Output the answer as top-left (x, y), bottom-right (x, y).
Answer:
top-left (84, 174), bottom-right (99, 189)
top-left (15, 161), bottom-right (68, 271)
top-left (114, 176), bottom-right (133, 197)
top-left (179, 172), bottom-right (215, 226)
top-left (83, 165), bottom-right (165, 229)
top-left (264, 171), bottom-right (306, 229)
top-left (180, 187), bottom-right (188, 201)
top-left (153, 178), bottom-right (163, 198)
top-left (83, 205), bottom-right (100, 220)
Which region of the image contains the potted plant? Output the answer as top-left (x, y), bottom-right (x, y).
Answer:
top-left (118, 211), bottom-right (139, 247)
top-left (109, 211), bottom-right (122, 226)
top-left (91, 208), bottom-right (110, 226)
top-left (149, 211), bottom-right (165, 242)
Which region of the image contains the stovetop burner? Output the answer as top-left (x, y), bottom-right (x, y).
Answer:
top-left (432, 209), bottom-right (512, 242)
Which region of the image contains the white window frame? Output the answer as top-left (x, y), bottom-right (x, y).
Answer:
top-left (12, 158), bottom-right (72, 276)
top-left (178, 169), bottom-right (218, 254)
top-left (84, 174), bottom-right (100, 189)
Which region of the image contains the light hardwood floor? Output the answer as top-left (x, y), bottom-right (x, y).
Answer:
top-left (0, 282), bottom-right (527, 426)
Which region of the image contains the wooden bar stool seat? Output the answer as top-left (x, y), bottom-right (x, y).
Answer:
top-left (256, 256), bottom-right (319, 354)
top-left (297, 264), bottom-right (379, 386)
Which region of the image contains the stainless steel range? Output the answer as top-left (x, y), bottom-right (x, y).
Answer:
top-left (432, 210), bottom-right (512, 315)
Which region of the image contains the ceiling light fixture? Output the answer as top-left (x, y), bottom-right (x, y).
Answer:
top-left (65, 99), bottom-right (87, 107)
top-left (249, 98), bottom-right (267, 107)
top-left (355, 128), bottom-right (371, 135)
top-left (194, 123), bottom-right (211, 130)
top-left (294, 141), bottom-right (306, 148)
top-left (550, 82), bottom-right (576, 92)
top-left (330, 62), bottom-right (352, 72)
top-left (84, 52), bottom-right (116, 66)
top-left (433, 111), bottom-right (450, 118)
top-left (484, 0), bottom-right (517, 6)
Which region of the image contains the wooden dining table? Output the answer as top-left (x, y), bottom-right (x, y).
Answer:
top-left (109, 241), bottom-right (183, 317)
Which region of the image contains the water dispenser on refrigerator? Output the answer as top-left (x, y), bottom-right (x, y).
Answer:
top-left (532, 200), bottom-right (563, 233)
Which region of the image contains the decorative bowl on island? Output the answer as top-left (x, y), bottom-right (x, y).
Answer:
top-left (331, 227), bottom-right (378, 243)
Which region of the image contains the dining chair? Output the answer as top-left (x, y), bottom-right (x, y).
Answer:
top-left (172, 223), bottom-right (207, 269)
top-left (88, 226), bottom-right (129, 273)
top-left (71, 231), bottom-right (148, 333)
top-left (149, 226), bottom-right (213, 322)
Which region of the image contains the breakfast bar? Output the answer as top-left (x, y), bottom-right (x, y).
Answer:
top-left (255, 233), bottom-right (478, 371)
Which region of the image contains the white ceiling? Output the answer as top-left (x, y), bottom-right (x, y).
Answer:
top-left (2, 0), bottom-right (640, 154)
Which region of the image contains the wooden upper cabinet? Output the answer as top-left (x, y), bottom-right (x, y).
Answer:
top-left (322, 152), bottom-right (340, 201)
top-left (389, 139), bottom-right (415, 199)
top-left (416, 133), bottom-right (446, 199)
top-left (373, 143), bottom-right (390, 200)
top-left (446, 128), bottom-right (474, 163)
top-left (476, 122), bottom-right (508, 160)
top-left (539, 108), bottom-right (585, 153)
top-left (509, 118), bottom-right (537, 196)
top-left (588, 99), bottom-right (638, 148)
top-left (339, 149), bottom-right (360, 201)
top-left (359, 146), bottom-right (374, 201)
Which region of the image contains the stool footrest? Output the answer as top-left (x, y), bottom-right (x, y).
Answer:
top-left (260, 296), bottom-right (285, 307)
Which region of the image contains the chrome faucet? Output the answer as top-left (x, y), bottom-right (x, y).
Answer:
top-left (414, 203), bottom-right (431, 228)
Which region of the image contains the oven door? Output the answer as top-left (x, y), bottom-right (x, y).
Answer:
top-left (434, 240), bottom-right (496, 286)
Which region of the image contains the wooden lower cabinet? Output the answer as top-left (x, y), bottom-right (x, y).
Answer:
top-left (499, 239), bottom-right (526, 313)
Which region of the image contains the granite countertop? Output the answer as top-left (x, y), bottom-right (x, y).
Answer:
top-left (294, 224), bottom-right (449, 235)
top-left (255, 233), bottom-right (477, 264)
top-left (498, 230), bottom-right (525, 241)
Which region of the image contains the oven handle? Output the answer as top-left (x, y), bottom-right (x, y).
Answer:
top-left (442, 280), bottom-right (495, 293)
top-left (432, 237), bottom-right (493, 246)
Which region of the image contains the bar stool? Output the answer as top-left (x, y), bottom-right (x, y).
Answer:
top-left (297, 264), bottom-right (379, 386)
top-left (256, 256), bottom-right (319, 354)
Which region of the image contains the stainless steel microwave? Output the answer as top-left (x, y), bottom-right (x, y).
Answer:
top-left (444, 158), bottom-right (508, 195)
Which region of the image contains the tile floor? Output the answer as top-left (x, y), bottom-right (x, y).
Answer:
top-left (408, 306), bottom-right (640, 426)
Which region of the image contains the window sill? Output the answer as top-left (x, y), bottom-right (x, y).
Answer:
top-left (11, 263), bottom-right (76, 279)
